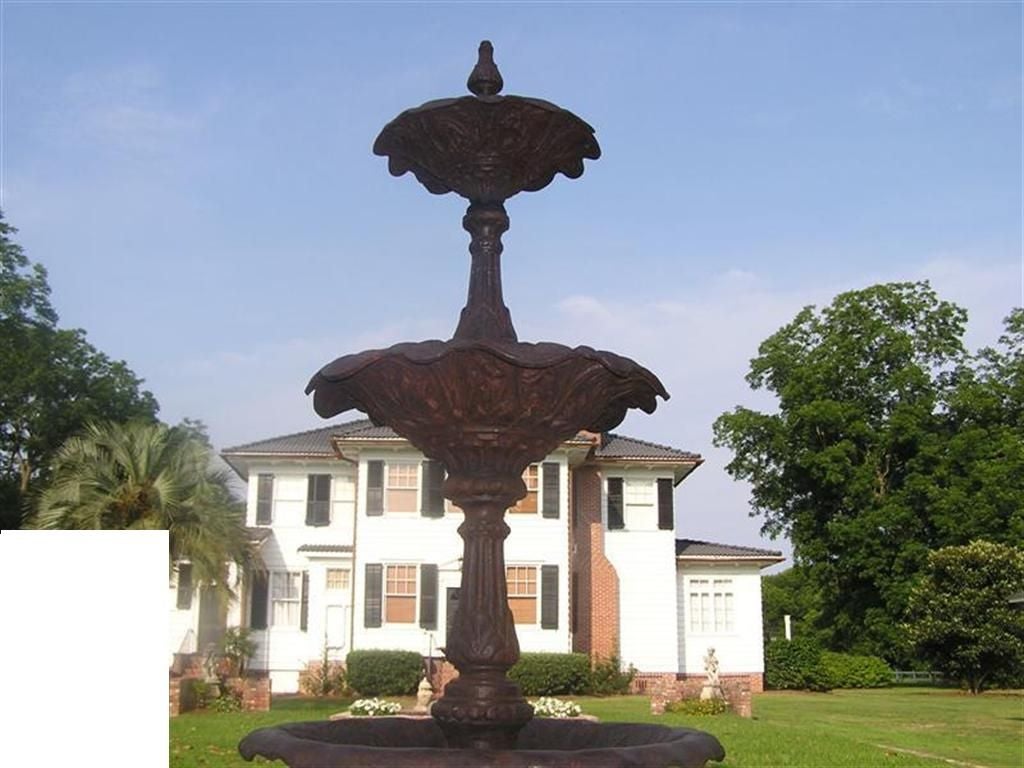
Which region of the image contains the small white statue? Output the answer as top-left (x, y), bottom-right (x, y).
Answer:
top-left (700, 647), bottom-right (723, 700)
top-left (414, 676), bottom-right (434, 713)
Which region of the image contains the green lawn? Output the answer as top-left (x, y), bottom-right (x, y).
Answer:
top-left (170, 688), bottom-right (1024, 768)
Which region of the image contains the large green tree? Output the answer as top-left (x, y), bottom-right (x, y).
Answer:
top-left (27, 420), bottom-right (254, 590)
top-left (0, 215), bottom-right (158, 527)
top-left (906, 540), bottom-right (1024, 693)
top-left (761, 566), bottom-right (827, 647)
top-left (714, 282), bottom-right (1023, 661)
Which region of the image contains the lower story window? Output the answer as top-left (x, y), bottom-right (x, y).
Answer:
top-left (326, 568), bottom-right (350, 591)
top-left (385, 564), bottom-right (417, 623)
top-left (507, 565), bottom-right (537, 624)
top-left (272, 571), bottom-right (303, 626)
top-left (688, 578), bottom-right (734, 633)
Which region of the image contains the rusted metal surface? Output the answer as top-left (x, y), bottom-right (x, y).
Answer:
top-left (243, 40), bottom-right (724, 767)
top-left (239, 718), bottom-right (726, 767)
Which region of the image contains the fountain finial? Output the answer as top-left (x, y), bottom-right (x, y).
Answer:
top-left (468, 40), bottom-right (503, 97)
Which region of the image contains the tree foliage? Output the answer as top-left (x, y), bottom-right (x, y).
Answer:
top-left (0, 215), bottom-right (158, 527)
top-left (714, 282), bottom-right (1023, 660)
top-left (761, 566), bottom-right (827, 647)
top-left (906, 540), bottom-right (1024, 693)
top-left (26, 420), bottom-right (254, 591)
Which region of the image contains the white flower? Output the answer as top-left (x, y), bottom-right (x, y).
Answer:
top-left (348, 697), bottom-right (402, 716)
top-left (530, 697), bottom-right (582, 718)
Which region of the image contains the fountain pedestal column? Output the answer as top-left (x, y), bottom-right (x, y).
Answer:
top-left (431, 472), bottom-right (533, 750)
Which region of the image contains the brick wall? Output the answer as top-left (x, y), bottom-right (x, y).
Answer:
top-left (226, 675), bottom-right (271, 712)
top-left (647, 674), bottom-right (756, 718)
top-left (169, 676), bottom-right (182, 717)
top-left (571, 467), bottom-right (620, 662)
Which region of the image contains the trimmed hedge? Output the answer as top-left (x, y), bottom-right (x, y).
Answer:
top-left (765, 638), bottom-right (831, 691)
top-left (345, 650), bottom-right (422, 696)
top-left (509, 653), bottom-right (591, 696)
top-left (589, 654), bottom-right (636, 695)
top-left (821, 651), bottom-right (893, 688)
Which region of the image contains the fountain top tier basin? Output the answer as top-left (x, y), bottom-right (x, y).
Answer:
top-left (373, 40), bottom-right (600, 204)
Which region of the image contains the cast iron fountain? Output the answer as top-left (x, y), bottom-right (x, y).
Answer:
top-left (239, 42), bottom-right (725, 768)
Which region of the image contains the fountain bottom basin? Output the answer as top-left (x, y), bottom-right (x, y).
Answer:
top-left (238, 717), bottom-right (725, 768)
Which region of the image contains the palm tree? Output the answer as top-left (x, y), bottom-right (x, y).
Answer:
top-left (27, 420), bottom-right (256, 593)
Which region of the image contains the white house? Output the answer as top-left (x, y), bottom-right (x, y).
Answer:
top-left (170, 419), bottom-right (783, 693)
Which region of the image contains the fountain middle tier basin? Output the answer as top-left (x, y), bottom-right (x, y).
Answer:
top-left (306, 338), bottom-right (668, 472)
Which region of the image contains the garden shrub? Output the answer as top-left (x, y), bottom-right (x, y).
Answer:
top-left (346, 649), bottom-right (422, 696)
top-left (589, 654), bottom-right (637, 695)
top-left (181, 678), bottom-right (211, 710)
top-left (509, 653), bottom-right (591, 696)
top-left (765, 638), bottom-right (831, 691)
top-left (821, 651), bottom-right (893, 688)
top-left (665, 698), bottom-right (729, 716)
top-left (298, 660), bottom-right (349, 696)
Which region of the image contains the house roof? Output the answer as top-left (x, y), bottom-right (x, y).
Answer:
top-left (675, 538), bottom-right (784, 564)
top-left (246, 527), bottom-right (273, 543)
top-left (297, 544), bottom-right (353, 554)
top-left (596, 434), bottom-right (701, 462)
top-left (222, 419), bottom-right (701, 477)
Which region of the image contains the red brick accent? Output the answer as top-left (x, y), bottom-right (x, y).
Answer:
top-left (169, 676), bottom-right (182, 717)
top-left (226, 675), bottom-right (271, 712)
top-left (648, 674), bottom-right (756, 718)
top-left (570, 467), bottom-right (620, 662)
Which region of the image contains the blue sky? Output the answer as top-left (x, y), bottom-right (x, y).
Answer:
top-left (3, 2), bottom-right (1021, 559)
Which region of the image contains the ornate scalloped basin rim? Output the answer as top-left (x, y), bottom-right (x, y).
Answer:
top-left (307, 339), bottom-right (669, 392)
top-left (238, 717), bottom-right (726, 768)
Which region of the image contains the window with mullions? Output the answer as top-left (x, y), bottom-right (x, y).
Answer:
top-left (272, 571), bottom-right (303, 627)
top-left (510, 465), bottom-right (539, 514)
top-left (386, 462), bottom-right (418, 513)
top-left (326, 568), bottom-right (350, 592)
top-left (688, 578), bottom-right (735, 633)
top-left (385, 564), bottom-right (417, 623)
top-left (506, 565), bottom-right (537, 623)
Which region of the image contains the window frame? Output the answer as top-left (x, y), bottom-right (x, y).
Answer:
top-left (385, 461), bottom-right (419, 514)
top-left (506, 564), bottom-right (539, 625)
top-left (270, 570), bottom-right (304, 628)
top-left (383, 563), bottom-right (418, 624)
top-left (325, 567), bottom-right (351, 593)
top-left (687, 577), bottom-right (735, 634)
top-left (509, 465), bottom-right (539, 514)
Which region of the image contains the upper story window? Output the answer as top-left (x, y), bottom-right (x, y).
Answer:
top-left (510, 465), bottom-right (539, 514)
top-left (688, 578), bottom-right (734, 633)
top-left (367, 460), bottom-right (424, 515)
top-left (306, 474), bottom-right (331, 526)
top-left (387, 462), bottom-right (418, 513)
top-left (256, 474), bottom-right (274, 525)
top-left (606, 476), bottom-right (673, 531)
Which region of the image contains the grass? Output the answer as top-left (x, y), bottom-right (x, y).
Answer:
top-left (169, 688), bottom-right (1024, 768)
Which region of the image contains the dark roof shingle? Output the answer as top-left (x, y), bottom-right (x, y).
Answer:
top-left (675, 538), bottom-right (783, 559)
top-left (596, 434), bottom-right (701, 461)
top-left (297, 544), bottom-right (353, 553)
top-left (223, 419), bottom-right (700, 463)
